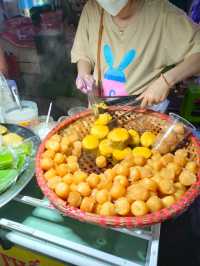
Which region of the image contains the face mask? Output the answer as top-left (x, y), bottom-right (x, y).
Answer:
top-left (96, 0), bottom-right (129, 16)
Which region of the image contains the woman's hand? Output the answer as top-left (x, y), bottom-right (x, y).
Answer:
top-left (76, 74), bottom-right (95, 94)
top-left (137, 76), bottom-right (171, 108)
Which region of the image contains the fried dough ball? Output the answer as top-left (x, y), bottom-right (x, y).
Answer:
top-left (96, 156), bottom-right (107, 168)
top-left (98, 174), bottom-right (113, 190)
top-left (157, 142), bottom-right (171, 155)
top-left (115, 197), bottom-right (130, 216)
top-left (77, 182), bottom-right (91, 197)
top-left (42, 150), bottom-right (55, 159)
top-left (152, 160), bottom-right (163, 172)
top-left (175, 149), bottom-right (188, 158)
top-left (146, 196), bottom-right (163, 212)
top-left (173, 123), bottom-right (185, 135)
top-left (158, 179), bottom-right (175, 195)
top-left (45, 140), bottom-right (60, 152)
top-left (56, 164), bottom-right (69, 177)
top-left (67, 155), bottom-right (78, 163)
top-left (131, 201), bottom-right (149, 217)
top-left (87, 173), bottom-right (100, 188)
top-left (68, 133), bottom-right (79, 143)
top-left (166, 132), bottom-right (177, 146)
top-left (72, 149), bottom-right (82, 158)
top-left (50, 134), bottom-right (61, 142)
top-left (115, 164), bottom-right (129, 177)
top-left (174, 155), bottom-right (187, 167)
top-left (55, 182), bottom-right (70, 199)
top-left (174, 189), bottom-right (185, 200)
top-left (140, 178), bottom-right (158, 192)
top-left (162, 196), bottom-right (175, 208)
top-left (114, 175), bottom-right (129, 187)
top-left (160, 154), bottom-right (174, 167)
top-left (160, 168), bottom-right (176, 181)
top-left (104, 168), bottom-right (116, 180)
top-left (126, 185), bottom-right (150, 203)
top-left (44, 168), bottom-right (57, 180)
top-left (167, 162), bottom-right (182, 176)
top-left (140, 166), bottom-right (153, 179)
top-left (60, 143), bottom-right (69, 153)
top-left (129, 166), bottom-right (142, 183)
top-left (95, 204), bottom-right (102, 214)
top-left (151, 174), bottom-right (162, 185)
top-left (179, 169), bottom-right (197, 186)
top-left (47, 176), bottom-right (61, 190)
top-left (100, 202), bottom-right (116, 216)
top-left (80, 197), bottom-right (95, 212)
top-left (174, 182), bottom-right (186, 191)
top-left (133, 156), bottom-right (146, 166)
top-left (96, 189), bottom-right (110, 204)
top-left (151, 151), bottom-right (162, 161)
top-left (54, 153), bottom-right (65, 164)
top-left (186, 161), bottom-right (198, 174)
top-left (110, 183), bottom-right (126, 200)
top-left (70, 183), bottom-right (77, 192)
top-left (40, 158), bottom-right (54, 171)
top-left (61, 136), bottom-right (70, 146)
top-left (63, 173), bottom-right (74, 185)
top-left (68, 162), bottom-right (79, 173)
top-left (68, 191), bottom-right (82, 207)
top-left (91, 125), bottom-right (109, 139)
top-left (123, 154), bottom-right (135, 167)
top-left (73, 141), bottom-right (82, 150)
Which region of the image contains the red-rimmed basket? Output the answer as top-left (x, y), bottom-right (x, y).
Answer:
top-left (35, 107), bottom-right (200, 228)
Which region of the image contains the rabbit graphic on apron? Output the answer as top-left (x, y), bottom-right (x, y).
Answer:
top-left (102, 44), bottom-right (136, 97)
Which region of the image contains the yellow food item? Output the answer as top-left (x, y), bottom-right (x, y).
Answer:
top-left (96, 156), bottom-right (107, 168)
top-left (40, 158), bottom-right (54, 171)
top-left (73, 171), bottom-right (88, 184)
top-left (56, 164), bottom-right (69, 177)
top-left (68, 161), bottom-right (79, 173)
top-left (115, 197), bottom-right (130, 216)
top-left (114, 175), bottom-right (129, 187)
top-left (77, 182), bottom-right (91, 197)
top-left (104, 168), bottom-right (116, 180)
top-left (67, 155), bottom-right (78, 163)
top-left (68, 191), bottom-right (82, 207)
top-left (80, 197), bottom-right (95, 212)
top-left (140, 178), bottom-right (157, 192)
top-left (47, 177), bottom-right (61, 190)
top-left (55, 182), bottom-right (70, 199)
top-left (160, 154), bottom-right (174, 167)
top-left (128, 129), bottom-right (140, 146)
top-left (111, 183), bottom-right (126, 200)
top-left (174, 182), bottom-right (186, 191)
top-left (173, 123), bottom-right (185, 135)
top-left (87, 173), bottom-right (100, 188)
top-left (108, 128), bottom-right (129, 143)
top-left (174, 189), bottom-right (185, 200)
top-left (112, 148), bottom-right (131, 161)
top-left (175, 149), bottom-right (188, 158)
top-left (3, 133), bottom-right (23, 147)
top-left (146, 196), bottom-right (163, 212)
top-left (158, 179), bottom-right (175, 195)
top-left (179, 169), bottom-right (197, 186)
top-left (166, 162), bottom-right (181, 176)
top-left (54, 153), bottom-right (65, 164)
top-left (140, 132), bottom-right (156, 148)
top-left (129, 166), bottom-right (142, 183)
top-left (132, 147), bottom-right (152, 159)
top-left (97, 174), bottom-right (113, 190)
top-left (131, 200), bottom-right (149, 216)
top-left (96, 189), bottom-right (110, 204)
top-left (133, 156), bottom-right (146, 166)
top-left (100, 202), bottom-right (116, 216)
top-left (99, 139), bottom-right (113, 157)
top-left (45, 140), bottom-right (60, 152)
top-left (44, 168), bottom-right (57, 180)
top-left (91, 125), bottom-right (109, 139)
top-left (160, 168), bottom-right (176, 181)
top-left (127, 184), bottom-right (150, 202)
top-left (63, 173), bottom-right (74, 185)
top-left (115, 164), bottom-right (130, 176)
top-left (162, 196), bottom-right (175, 208)
top-left (94, 113), bottom-right (112, 125)
top-left (174, 155), bottom-right (187, 167)
top-left (82, 135), bottom-right (99, 150)
top-left (0, 125), bottom-right (7, 134)
top-left (42, 150), bottom-right (55, 159)
top-left (186, 161), bottom-right (198, 174)
top-left (51, 134), bottom-right (61, 142)
top-left (140, 166), bottom-right (153, 179)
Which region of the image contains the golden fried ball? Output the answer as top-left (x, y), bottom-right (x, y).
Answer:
top-left (56, 164), bottom-right (69, 177)
top-left (55, 182), bottom-right (70, 199)
top-left (97, 174), bottom-right (112, 190)
top-left (50, 134), bottom-right (61, 142)
top-left (174, 182), bottom-right (186, 191)
top-left (99, 202), bottom-right (116, 216)
top-left (104, 168), bottom-right (116, 180)
top-left (186, 161), bottom-right (198, 174)
top-left (47, 176), bottom-right (61, 190)
top-left (146, 196), bottom-right (163, 212)
top-left (131, 201), bottom-right (149, 217)
top-left (68, 191), bottom-right (82, 207)
top-left (40, 158), bottom-right (54, 171)
top-left (67, 155), bottom-right (78, 163)
top-left (179, 169), bottom-right (197, 186)
top-left (42, 150), bottom-right (55, 159)
top-left (87, 173), bottom-right (100, 188)
top-left (140, 166), bottom-right (153, 179)
top-left (134, 156), bottom-right (146, 166)
top-left (126, 185), bottom-right (150, 202)
top-left (174, 155), bottom-right (187, 167)
top-left (114, 175), bottom-right (129, 187)
top-left (140, 178), bottom-right (158, 192)
top-left (167, 162), bottom-right (182, 176)
top-left (115, 197), bottom-right (130, 216)
top-left (63, 173), bottom-right (74, 185)
top-left (44, 168), bottom-right (57, 180)
top-left (160, 168), bottom-right (176, 181)
top-left (115, 164), bottom-right (130, 177)
top-left (160, 153), bottom-right (174, 167)
top-left (80, 197), bottom-right (95, 212)
top-left (54, 153), bottom-right (65, 164)
top-left (77, 182), bottom-right (91, 197)
top-left (175, 149), bottom-right (188, 158)
top-left (173, 123), bottom-right (185, 135)
top-left (162, 196), bottom-right (175, 208)
top-left (73, 171), bottom-right (88, 184)
top-left (45, 140), bottom-right (60, 152)
top-left (129, 166), bottom-right (142, 183)
top-left (152, 160), bottom-right (163, 172)
top-left (70, 183), bottom-right (77, 192)
top-left (174, 189), bottom-right (185, 200)
top-left (110, 183), bottom-right (126, 200)
top-left (158, 179), bottom-right (175, 195)
top-left (96, 189), bottom-right (110, 204)
top-left (96, 156), bottom-right (107, 168)
top-left (68, 161), bottom-right (79, 173)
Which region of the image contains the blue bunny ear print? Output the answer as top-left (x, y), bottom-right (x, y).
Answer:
top-left (104, 44), bottom-right (114, 67)
top-left (118, 49), bottom-right (136, 71)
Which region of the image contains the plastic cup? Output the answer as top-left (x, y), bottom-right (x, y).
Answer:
top-left (68, 106), bottom-right (87, 116)
top-left (153, 113), bottom-right (196, 154)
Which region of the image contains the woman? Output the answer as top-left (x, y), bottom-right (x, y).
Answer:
top-left (71, 0), bottom-right (200, 109)
top-left (0, 46), bottom-right (7, 76)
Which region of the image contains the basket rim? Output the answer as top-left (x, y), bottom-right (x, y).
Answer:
top-left (35, 107), bottom-right (200, 228)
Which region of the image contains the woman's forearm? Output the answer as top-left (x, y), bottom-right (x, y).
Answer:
top-left (165, 53), bottom-right (200, 86)
top-left (0, 48), bottom-right (8, 76)
top-left (77, 60), bottom-right (92, 77)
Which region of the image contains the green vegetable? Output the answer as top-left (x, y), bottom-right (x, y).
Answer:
top-left (14, 141), bottom-right (33, 156)
top-left (16, 154), bottom-right (26, 173)
top-left (0, 169), bottom-right (18, 193)
top-left (0, 149), bottom-right (14, 170)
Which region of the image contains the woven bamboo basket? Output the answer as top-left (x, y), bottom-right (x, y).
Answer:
top-left (36, 107), bottom-right (200, 228)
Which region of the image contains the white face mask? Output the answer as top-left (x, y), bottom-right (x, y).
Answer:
top-left (96, 0), bottom-right (129, 16)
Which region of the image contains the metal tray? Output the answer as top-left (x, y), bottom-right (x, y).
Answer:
top-left (0, 124), bottom-right (40, 208)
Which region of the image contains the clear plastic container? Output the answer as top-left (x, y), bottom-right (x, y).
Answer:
top-left (68, 106), bottom-right (87, 116)
top-left (4, 100), bottom-right (38, 127)
top-left (154, 113), bottom-right (196, 154)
